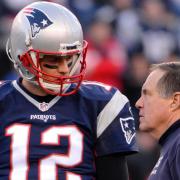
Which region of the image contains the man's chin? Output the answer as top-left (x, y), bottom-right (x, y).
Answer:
top-left (139, 123), bottom-right (149, 132)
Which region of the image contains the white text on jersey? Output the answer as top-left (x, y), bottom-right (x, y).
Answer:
top-left (30, 114), bottom-right (56, 122)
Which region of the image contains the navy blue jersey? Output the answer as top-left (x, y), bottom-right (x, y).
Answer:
top-left (148, 120), bottom-right (180, 180)
top-left (0, 79), bottom-right (138, 180)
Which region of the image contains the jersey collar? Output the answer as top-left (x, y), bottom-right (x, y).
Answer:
top-left (12, 78), bottom-right (61, 112)
top-left (159, 120), bottom-right (180, 146)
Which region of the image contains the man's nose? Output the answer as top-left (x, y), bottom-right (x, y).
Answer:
top-left (57, 59), bottom-right (69, 74)
top-left (135, 96), bottom-right (143, 109)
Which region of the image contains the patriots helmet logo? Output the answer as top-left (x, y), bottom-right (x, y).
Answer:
top-left (23, 8), bottom-right (53, 38)
top-left (120, 117), bottom-right (136, 144)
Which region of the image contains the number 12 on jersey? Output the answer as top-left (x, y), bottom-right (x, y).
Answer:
top-left (6, 124), bottom-right (83, 180)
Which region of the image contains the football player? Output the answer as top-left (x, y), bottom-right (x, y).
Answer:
top-left (0, 1), bottom-right (138, 179)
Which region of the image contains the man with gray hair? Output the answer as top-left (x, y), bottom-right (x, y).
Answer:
top-left (136, 62), bottom-right (180, 180)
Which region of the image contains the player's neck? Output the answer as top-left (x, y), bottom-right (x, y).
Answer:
top-left (22, 79), bottom-right (48, 96)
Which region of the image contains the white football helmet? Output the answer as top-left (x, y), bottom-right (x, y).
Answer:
top-left (6, 1), bottom-right (88, 96)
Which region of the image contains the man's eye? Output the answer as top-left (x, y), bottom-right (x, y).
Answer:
top-left (43, 64), bottom-right (57, 69)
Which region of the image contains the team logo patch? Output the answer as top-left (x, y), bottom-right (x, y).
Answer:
top-left (23, 8), bottom-right (53, 38)
top-left (39, 102), bottom-right (49, 112)
top-left (150, 156), bottom-right (163, 175)
top-left (120, 117), bottom-right (135, 144)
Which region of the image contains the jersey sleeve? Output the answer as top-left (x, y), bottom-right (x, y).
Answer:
top-left (95, 89), bottom-right (138, 157)
top-left (170, 144), bottom-right (180, 179)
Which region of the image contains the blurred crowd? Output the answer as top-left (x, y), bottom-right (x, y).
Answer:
top-left (1, 0), bottom-right (180, 179)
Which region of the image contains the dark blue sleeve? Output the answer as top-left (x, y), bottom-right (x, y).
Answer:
top-left (170, 144), bottom-right (180, 179)
top-left (95, 90), bottom-right (138, 156)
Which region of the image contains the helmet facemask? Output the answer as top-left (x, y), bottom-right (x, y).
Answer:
top-left (18, 40), bottom-right (88, 96)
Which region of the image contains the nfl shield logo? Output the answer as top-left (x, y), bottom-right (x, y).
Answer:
top-left (39, 102), bottom-right (49, 112)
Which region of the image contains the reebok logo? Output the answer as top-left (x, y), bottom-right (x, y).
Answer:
top-left (30, 114), bottom-right (56, 122)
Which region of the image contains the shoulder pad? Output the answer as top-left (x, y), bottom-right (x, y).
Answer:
top-left (79, 81), bottom-right (119, 100)
top-left (82, 81), bottom-right (112, 91)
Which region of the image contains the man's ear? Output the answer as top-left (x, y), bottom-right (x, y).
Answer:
top-left (170, 92), bottom-right (180, 111)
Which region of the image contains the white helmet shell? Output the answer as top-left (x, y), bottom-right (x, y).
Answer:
top-left (7, 1), bottom-right (88, 96)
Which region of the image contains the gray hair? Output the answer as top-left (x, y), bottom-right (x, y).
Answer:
top-left (150, 62), bottom-right (180, 98)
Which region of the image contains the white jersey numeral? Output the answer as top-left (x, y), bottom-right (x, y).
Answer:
top-left (6, 124), bottom-right (83, 180)
top-left (6, 124), bottom-right (31, 180)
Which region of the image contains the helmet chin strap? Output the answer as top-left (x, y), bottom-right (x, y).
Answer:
top-left (39, 78), bottom-right (71, 94)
